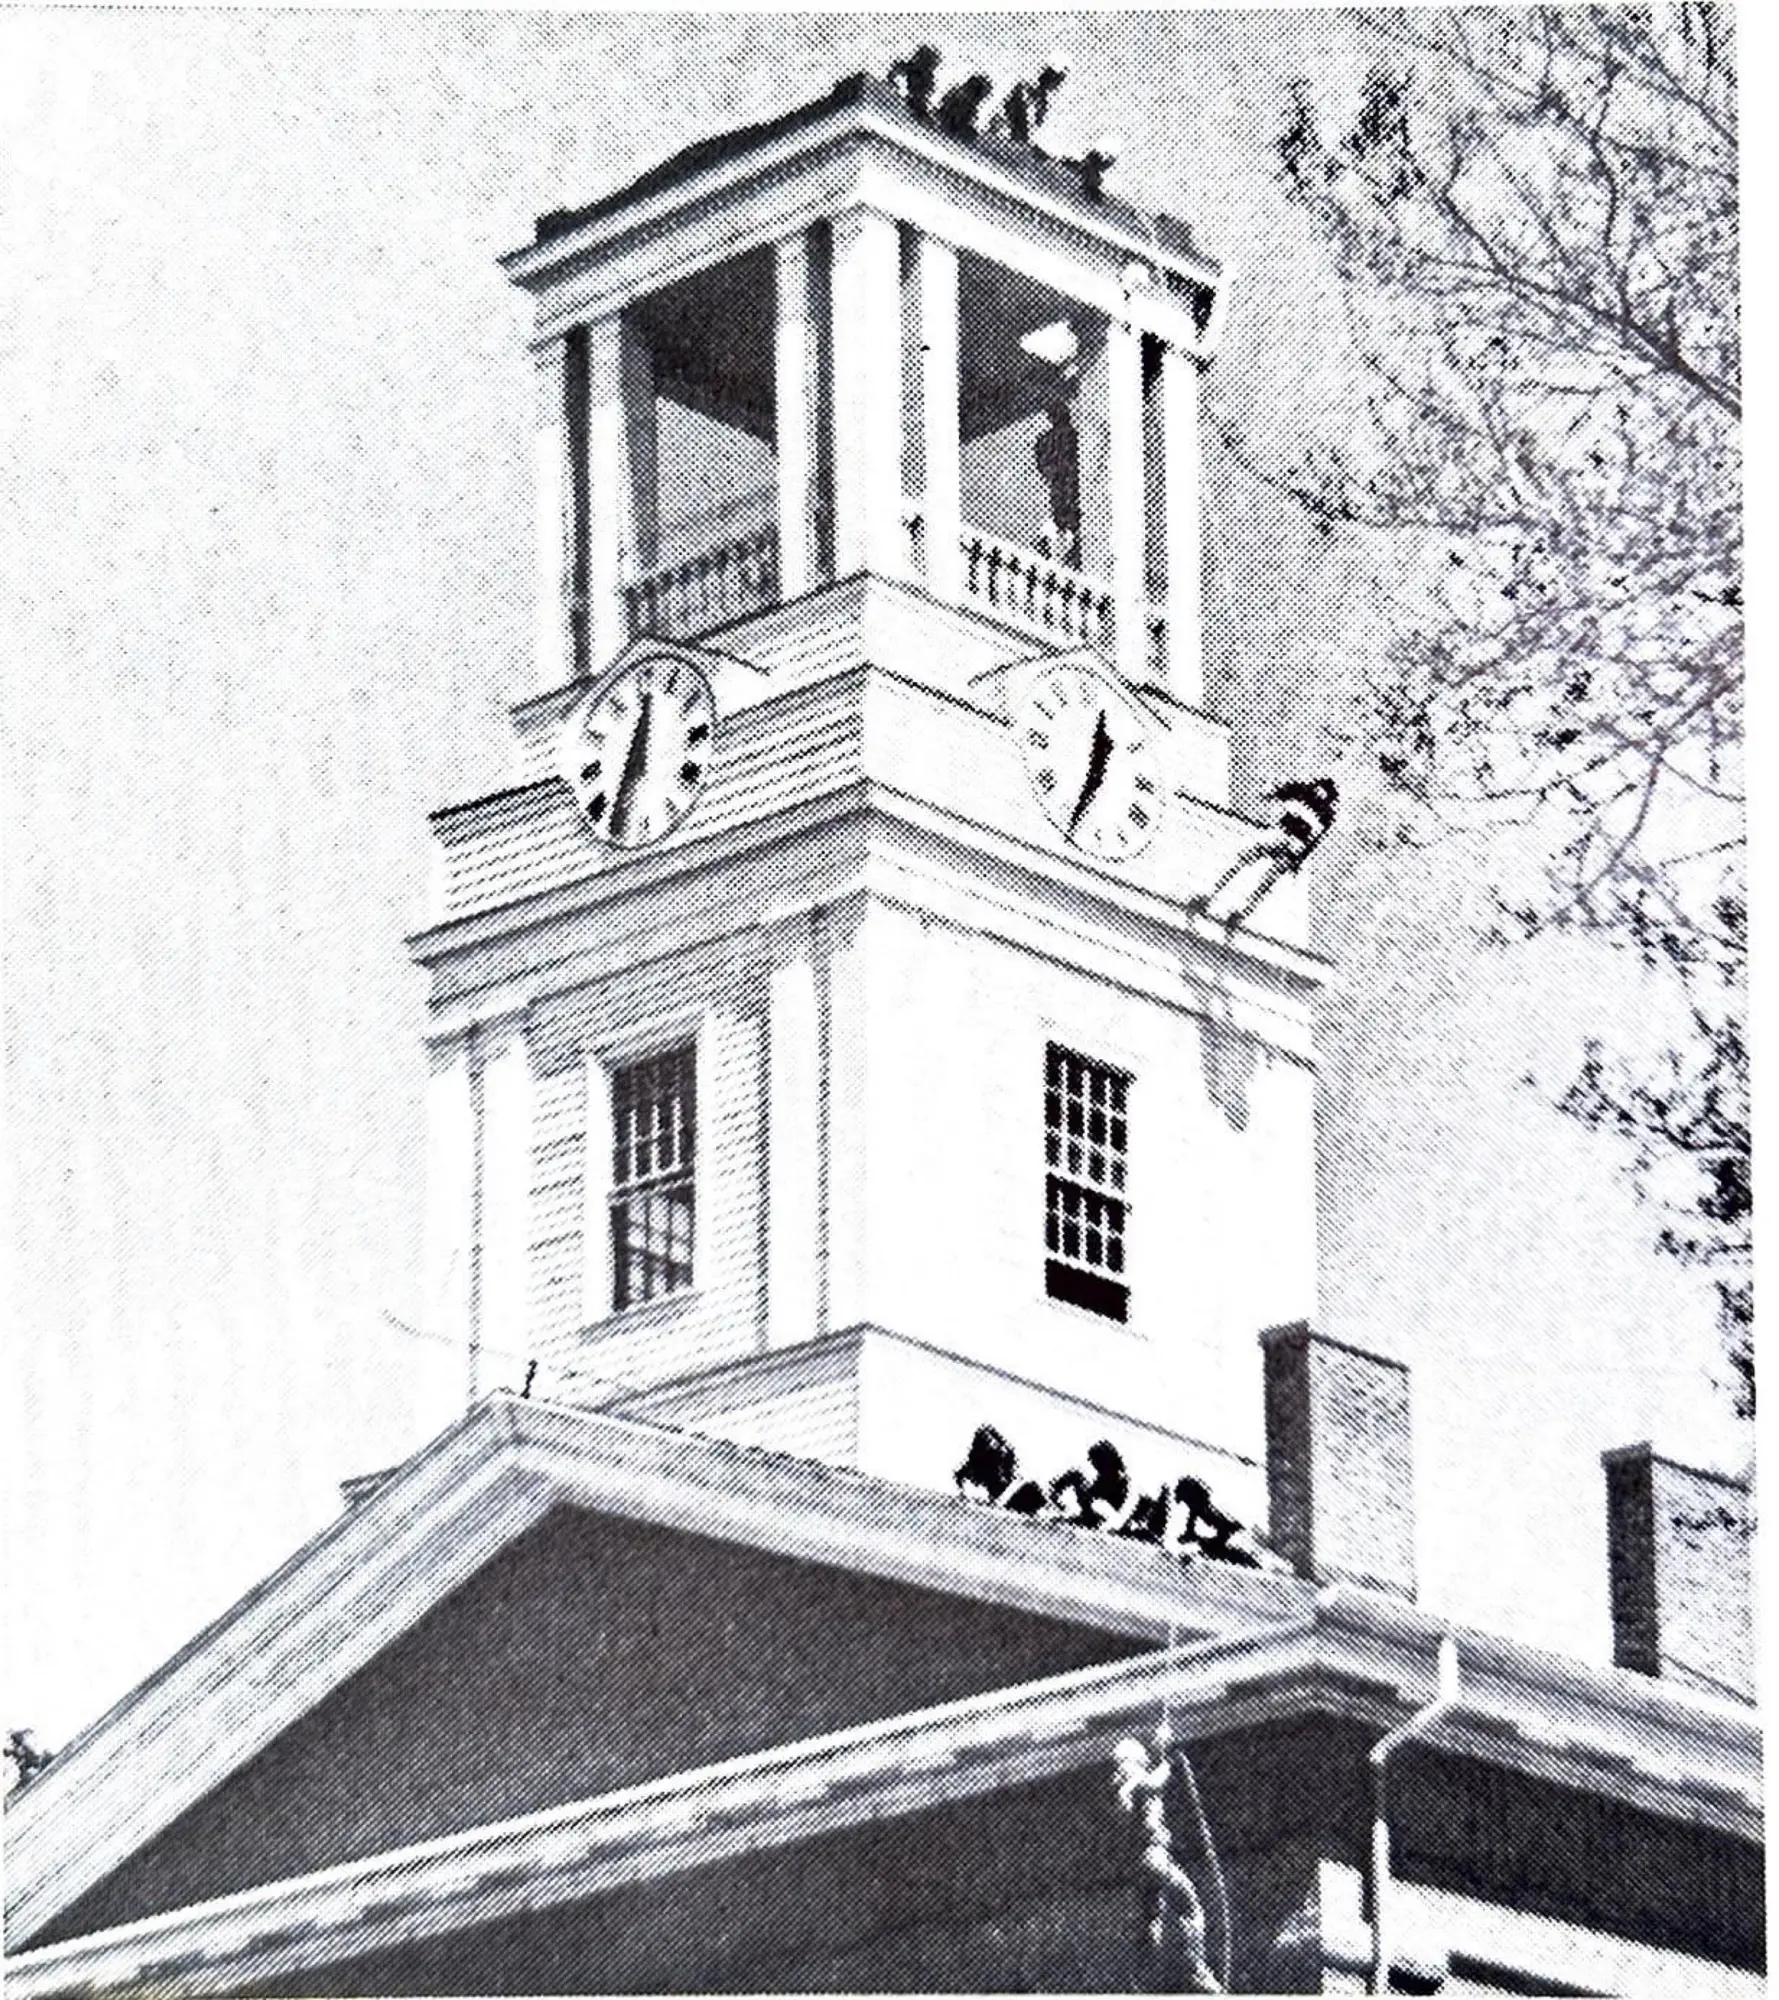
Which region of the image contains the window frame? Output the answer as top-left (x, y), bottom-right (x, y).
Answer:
top-left (1042, 1040), bottom-right (1132, 1324)
top-left (606, 1039), bottom-right (698, 1314)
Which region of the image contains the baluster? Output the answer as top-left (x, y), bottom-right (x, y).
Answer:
top-left (965, 536), bottom-right (982, 600)
top-left (987, 544), bottom-right (1003, 609)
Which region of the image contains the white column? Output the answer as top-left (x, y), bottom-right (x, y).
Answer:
top-left (775, 231), bottom-right (818, 599)
top-left (767, 922), bottom-right (824, 1348)
top-left (423, 1027), bottom-right (479, 1402)
top-left (1161, 342), bottom-right (1205, 707)
top-left (533, 339), bottom-right (573, 693)
top-left (823, 903), bottom-right (868, 1331)
top-left (584, 315), bottom-right (629, 671)
top-left (620, 320), bottom-right (659, 574)
top-left (829, 207), bottom-right (906, 579)
top-left (478, 1008), bottom-right (535, 1381)
top-left (915, 234), bottom-right (962, 601)
top-left (1107, 316), bottom-right (1148, 684)
top-left (579, 1049), bottom-right (613, 1327)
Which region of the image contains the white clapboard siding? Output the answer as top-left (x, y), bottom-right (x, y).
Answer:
top-left (435, 676), bottom-right (867, 924)
top-left (527, 952), bottom-right (769, 1405)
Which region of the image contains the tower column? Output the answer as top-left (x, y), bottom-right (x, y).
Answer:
top-left (620, 320), bottom-right (660, 574)
top-left (1107, 315), bottom-right (1148, 684)
top-left (829, 207), bottom-right (905, 578)
top-left (423, 1026), bottom-right (479, 1401)
top-left (532, 338), bottom-right (574, 692)
top-left (478, 1006), bottom-right (536, 1385)
top-left (774, 231), bottom-right (819, 599)
top-left (583, 315), bottom-right (630, 670)
top-left (767, 914), bottom-right (826, 1348)
top-left (580, 1047), bottom-right (614, 1326)
top-left (1160, 341), bottom-right (1205, 707)
top-left (914, 234), bottom-right (962, 600)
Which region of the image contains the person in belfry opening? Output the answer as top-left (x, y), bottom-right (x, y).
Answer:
top-left (1034, 397), bottom-right (1081, 567)
top-left (1113, 1736), bottom-right (1223, 1993)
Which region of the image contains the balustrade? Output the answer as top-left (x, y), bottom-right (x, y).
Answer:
top-left (625, 523), bottom-right (781, 643)
top-left (958, 526), bottom-right (1115, 652)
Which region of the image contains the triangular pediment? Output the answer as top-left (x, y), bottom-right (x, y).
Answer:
top-left (7, 1394), bottom-right (1306, 1949)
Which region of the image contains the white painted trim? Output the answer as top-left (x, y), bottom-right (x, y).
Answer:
top-left (766, 917), bottom-right (823, 1350)
top-left (8, 1592), bottom-right (1760, 1999)
top-left (583, 314), bottom-right (628, 673)
top-left (532, 338), bottom-right (573, 693)
top-left (477, 1008), bottom-right (535, 1370)
top-left (580, 1045), bottom-right (614, 1326)
top-left (1106, 315), bottom-right (1147, 687)
top-left (1160, 343), bottom-right (1204, 707)
top-left (829, 206), bottom-right (905, 578)
top-left (914, 233), bottom-right (961, 601)
top-left (773, 230), bottom-right (817, 598)
top-left (502, 98), bottom-right (1221, 300)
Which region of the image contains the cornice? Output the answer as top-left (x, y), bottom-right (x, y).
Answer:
top-left (4, 1395), bottom-right (1307, 1950)
top-left (7, 1592), bottom-right (1759, 1999)
top-left (500, 89), bottom-right (1220, 302)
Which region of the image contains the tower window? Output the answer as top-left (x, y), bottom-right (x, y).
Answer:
top-left (1044, 1043), bottom-right (1129, 1322)
top-left (610, 1044), bottom-right (696, 1309)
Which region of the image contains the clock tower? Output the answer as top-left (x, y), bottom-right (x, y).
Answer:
top-left (411, 73), bottom-right (1325, 1531)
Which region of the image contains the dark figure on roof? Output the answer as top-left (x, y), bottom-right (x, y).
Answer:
top-left (1076, 148), bottom-right (1117, 200)
top-left (936, 73), bottom-right (995, 139)
top-left (5, 1729), bottom-right (53, 1789)
top-left (999, 64), bottom-right (1068, 146)
top-left (1173, 1477), bottom-right (1243, 1560)
top-left (955, 1423), bottom-right (1017, 1502)
top-left (1114, 1487), bottom-right (1173, 1544)
top-left (1034, 400), bottom-right (1083, 567)
top-left (1270, 777), bottom-right (1338, 871)
top-left (1051, 1439), bottom-right (1131, 1527)
top-left (887, 46), bottom-right (942, 120)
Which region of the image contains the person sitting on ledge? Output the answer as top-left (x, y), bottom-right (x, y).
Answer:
top-left (1173, 1477), bottom-right (1255, 1564)
top-left (1114, 1486), bottom-right (1173, 1544)
top-left (1051, 1439), bottom-right (1131, 1528)
top-left (954, 1423), bottom-right (1017, 1503)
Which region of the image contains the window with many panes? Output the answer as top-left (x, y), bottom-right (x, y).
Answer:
top-left (1044, 1042), bottom-right (1130, 1322)
top-left (610, 1044), bottom-right (696, 1310)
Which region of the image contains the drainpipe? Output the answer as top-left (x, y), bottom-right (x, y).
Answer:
top-left (1368, 1633), bottom-right (1460, 1995)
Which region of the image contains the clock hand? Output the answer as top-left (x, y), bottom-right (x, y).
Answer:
top-left (1066, 709), bottom-right (1114, 837)
top-left (610, 692), bottom-right (653, 840)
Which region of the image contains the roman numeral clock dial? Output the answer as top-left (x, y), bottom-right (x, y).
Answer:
top-left (559, 655), bottom-right (716, 849)
top-left (1017, 663), bottom-right (1162, 862)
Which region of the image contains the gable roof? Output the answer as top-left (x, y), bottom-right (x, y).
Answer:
top-left (5, 1392), bottom-right (1308, 1946)
top-left (6, 1593), bottom-right (1760, 1999)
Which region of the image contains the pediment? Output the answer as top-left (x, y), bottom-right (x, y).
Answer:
top-left (7, 1394), bottom-right (1303, 1949)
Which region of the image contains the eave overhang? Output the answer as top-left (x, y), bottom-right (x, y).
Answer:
top-left (6, 1595), bottom-right (1759, 2000)
top-left (500, 74), bottom-right (1222, 305)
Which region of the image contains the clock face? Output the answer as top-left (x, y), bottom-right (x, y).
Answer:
top-left (1017, 664), bottom-right (1162, 861)
top-left (559, 655), bottom-right (716, 849)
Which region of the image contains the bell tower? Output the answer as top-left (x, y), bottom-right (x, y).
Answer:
top-left (411, 72), bottom-right (1325, 1529)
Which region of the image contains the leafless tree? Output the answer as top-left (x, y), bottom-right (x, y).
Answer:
top-left (1256, 7), bottom-right (1746, 1413)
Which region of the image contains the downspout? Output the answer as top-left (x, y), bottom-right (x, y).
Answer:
top-left (1368, 1633), bottom-right (1460, 1995)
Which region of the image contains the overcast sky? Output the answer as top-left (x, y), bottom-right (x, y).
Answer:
top-left (2, 6), bottom-right (1748, 1749)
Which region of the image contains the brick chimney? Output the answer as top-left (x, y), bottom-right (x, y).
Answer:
top-left (1602, 1443), bottom-right (1755, 1703)
top-left (1259, 1321), bottom-right (1416, 1599)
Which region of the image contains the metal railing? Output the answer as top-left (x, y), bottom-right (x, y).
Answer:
top-left (959, 525), bottom-right (1115, 651)
top-left (626, 522), bottom-right (781, 642)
